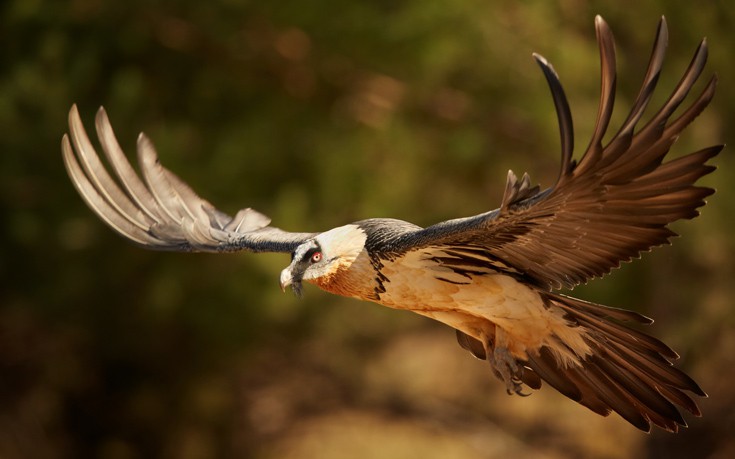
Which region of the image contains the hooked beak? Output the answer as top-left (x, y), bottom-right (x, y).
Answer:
top-left (279, 267), bottom-right (293, 292)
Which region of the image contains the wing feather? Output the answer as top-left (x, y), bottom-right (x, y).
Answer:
top-left (63, 105), bottom-right (316, 253)
top-left (383, 16), bottom-right (721, 290)
top-left (62, 134), bottom-right (162, 246)
top-left (68, 105), bottom-right (156, 232)
top-left (94, 107), bottom-right (166, 223)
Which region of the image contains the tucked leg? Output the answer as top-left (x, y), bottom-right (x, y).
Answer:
top-left (483, 328), bottom-right (528, 396)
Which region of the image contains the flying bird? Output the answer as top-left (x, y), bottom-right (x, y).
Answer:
top-left (62, 16), bottom-right (721, 433)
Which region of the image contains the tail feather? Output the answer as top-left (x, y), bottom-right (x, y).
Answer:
top-left (552, 294), bottom-right (680, 359)
top-left (562, 367), bottom-right (614, 416)
top-left (591, 352), bottom-right (686, 426)
top-left (578, 360), bottom-right (655, 431)
top-left (524, 346), bottom-right (619, 418)
top-left (605, 338), bottom-right (705, 396)
top-left (538, 292), bottom-right (704, 432)
top-left (604, 340), bottom-right (703, 415)
top-left (455, 293), bottom-right (705, 432)
top-left (524, 346), bottom-right (583, 401)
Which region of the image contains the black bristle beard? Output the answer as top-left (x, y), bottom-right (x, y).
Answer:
top-left (291, 281), bottom-right (304, 299)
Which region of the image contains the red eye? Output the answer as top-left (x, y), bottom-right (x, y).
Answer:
top-left (311, 251), bottom-right (322, 263)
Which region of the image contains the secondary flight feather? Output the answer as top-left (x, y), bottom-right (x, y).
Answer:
top-left (62, 16), bottom-right (721, 432)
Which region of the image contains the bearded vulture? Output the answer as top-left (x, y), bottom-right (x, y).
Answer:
top-left (62, 16), bottom-right (721, 433)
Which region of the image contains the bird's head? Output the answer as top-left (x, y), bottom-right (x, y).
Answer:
top-left (279, 224), bottom-right (368, 297)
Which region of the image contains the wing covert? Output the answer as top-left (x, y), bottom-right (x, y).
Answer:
top-left (62, 105), bottom-right (316, 253)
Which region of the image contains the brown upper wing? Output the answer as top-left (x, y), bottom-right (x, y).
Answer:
top-left (62, 105), bottom-right (316, 253)
top-left (385, 16), bottom-right (722, 290)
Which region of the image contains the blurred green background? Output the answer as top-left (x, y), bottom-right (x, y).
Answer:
top-left (2, 0), bottom-right (734, 457)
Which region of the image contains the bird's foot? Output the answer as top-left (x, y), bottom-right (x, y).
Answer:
top-left (492, 346), bottom-right (529, 397)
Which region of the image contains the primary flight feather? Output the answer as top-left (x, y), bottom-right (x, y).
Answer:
top-left (62, 16), bottom-right (721, 433)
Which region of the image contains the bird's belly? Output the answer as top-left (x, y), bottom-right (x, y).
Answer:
top-left (374, 255), bottom-right (582, 358)
top-left (378, 267), bottom-right (545, 327)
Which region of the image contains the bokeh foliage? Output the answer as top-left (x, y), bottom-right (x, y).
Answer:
top-left (2, 0), bottom-right (734, 457)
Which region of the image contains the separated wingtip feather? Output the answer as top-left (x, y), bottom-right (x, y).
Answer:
top-left (594, 15), bottom-right (609, 32)
top-left (533, 52), bottom-right (575, 185)
top-left (64, 105), bottom-right (311, 253)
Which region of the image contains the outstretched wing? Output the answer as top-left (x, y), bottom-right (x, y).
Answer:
top-left (384, 16), bottom-right (722, 290)
top-left (62, 105), bottom-right (316, 253)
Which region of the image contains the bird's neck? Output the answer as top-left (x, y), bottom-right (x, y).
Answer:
top-left (308, 251), bottom-right (379, 300)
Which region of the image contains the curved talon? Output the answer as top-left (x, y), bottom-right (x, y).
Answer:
top-left (490, 345), bottom-right (529, 396)
top-left (514, 383), bottom-right (532, 397)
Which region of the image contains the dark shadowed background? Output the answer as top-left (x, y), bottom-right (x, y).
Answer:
top-left (2, 0), bottom-right (734, 458)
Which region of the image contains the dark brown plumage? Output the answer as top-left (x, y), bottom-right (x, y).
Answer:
top-left (62, 16), bottom-right (721, 433)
